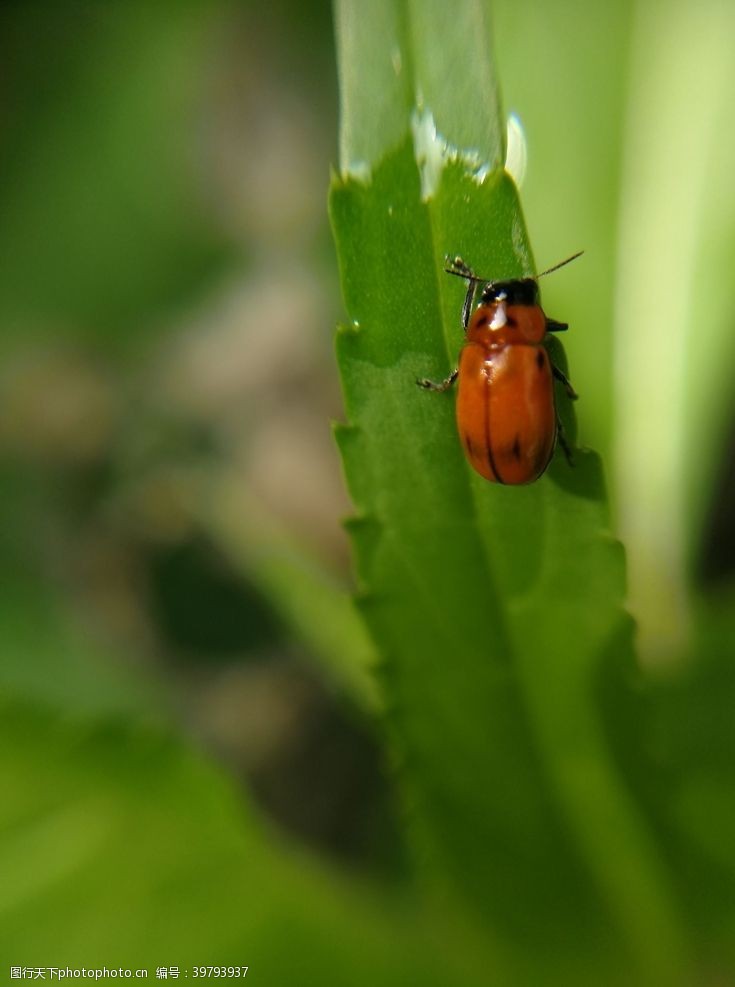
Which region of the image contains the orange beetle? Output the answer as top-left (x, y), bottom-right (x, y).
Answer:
top-left (418, 253), bottom-right (582, 485)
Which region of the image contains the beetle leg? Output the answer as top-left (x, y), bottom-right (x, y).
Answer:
top-left (461, 282), bottom-right (480, 329)
top-left (444, 256), bottom-right (483, 330)
top-left (546, 318), bottom-right (568, 332)
top-left (556, 417), bottom-right (575, 466)
top-left (417, 368), bottom-right (458, 392)
top-left (552, 364), bottom-right (578, 400)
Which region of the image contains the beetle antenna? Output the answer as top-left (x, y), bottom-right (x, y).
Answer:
top-left (536, 251), bottom-right (584, 279)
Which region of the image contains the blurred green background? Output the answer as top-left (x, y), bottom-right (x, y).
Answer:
top-left (3, 0), bottom-right (735, 981)
top-left (0, 0), bottom-right (379, 842)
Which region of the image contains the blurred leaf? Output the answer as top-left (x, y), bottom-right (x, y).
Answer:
top-left (0, 2), bottom-right (235, 348)
top-left (0, 461), bottom-right (158, 716)
top-left (609, 2), bottom-right (735, 656)
top-left (331, 0), bottom-right (688, 980)
top-left (0, 574), bottom-right (157, 719)
top-left (202, 485), bottom-right (381, 709)
top-left (0, 698), bottom-right (505, 987)
top-left (0, 467), bottom-right (153, 716)
top-left (638, 589), bottom-right (735, 943)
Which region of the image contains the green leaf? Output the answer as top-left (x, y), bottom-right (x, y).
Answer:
top-left (331, 1), bottom-right (688, 980)
top-left (334, 0), bottom-right (411, 173)
top-left (335, 0), bottom-right (504, 177)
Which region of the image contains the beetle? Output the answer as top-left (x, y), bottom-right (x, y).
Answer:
top-left (417, 252), bottom-right (582, 485)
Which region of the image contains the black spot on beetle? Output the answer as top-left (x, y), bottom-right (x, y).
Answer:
top-left (512, 435), bottom-right (522, 460)
top-left (464, 434), bottom-right (474, 457)
top-left (536, 351), bottom-right (545, 370)
top-left (475, 314), bottom-right (488, 327)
